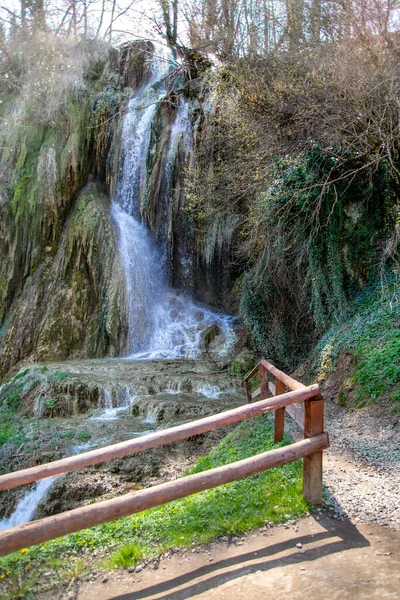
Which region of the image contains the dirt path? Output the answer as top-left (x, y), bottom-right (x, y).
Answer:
top-left (51, 511), bottom-right (399, 600)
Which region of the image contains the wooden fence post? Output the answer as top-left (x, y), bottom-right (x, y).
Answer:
top-left (259, 364), bottom-right (268, 400)
top-left (274, 379), bottom-right (286, 443)
top-left (303, 394), bottom-right (324, 504)
top-left (244, 380), bottom-right (252, 403)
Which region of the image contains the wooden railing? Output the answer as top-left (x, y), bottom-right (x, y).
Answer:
top-left (0, 361), bottom-right (328, 557)
top-left (244, 359), bottom-right (325, 505)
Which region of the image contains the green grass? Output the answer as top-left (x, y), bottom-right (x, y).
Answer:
top-left (0, 369), bottom-right (33, 447)
top-left (0, 414), bottom-right (308, 597)
top-left (315, 281), bottom-right (400, 405)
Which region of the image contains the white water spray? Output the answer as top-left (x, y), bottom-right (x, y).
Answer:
top-left (0, 478), bottom-right (55, 531)
top-left (111, 46), bottom-right (235, 359)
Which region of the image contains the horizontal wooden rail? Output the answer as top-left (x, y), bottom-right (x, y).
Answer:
top-left (260, 360), bottom-right (305, 391)
top-left (244, 360), bottom-right (305, 392)
top-left (0, 384), bottom-right (320, 492)
top-left (0, 433), bottom-right (329, 556)
top-left (244, 360), bottom-right (305, 430)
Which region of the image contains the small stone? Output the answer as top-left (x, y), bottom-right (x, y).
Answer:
top-left (135, 565), bottom-right (143, 573)
top-left (209, 557), bottom-right (214, 562)
top-left (221, 536), bottom-right (229, 542)
top-left (128, 567), bottom-right (135, 573)
top-left (102, 577), bottom-right (108, 584)
top-left (296, 543), bottom-right (303, 549)
top-left (153, 562), bottom-right (159, 570)
top-left (300, 567), bottom-right (306, 571)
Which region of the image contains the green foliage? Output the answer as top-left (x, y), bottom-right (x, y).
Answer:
top-left (76, 431), bottom-right (91, 443)
top-left (48, 371), bottom-right (68, 383)
top-left (0, 421), bottom-right (15, 445)
top-left (107, 542), bottom-right (149, 569)
top-left (315, 281), bottom-right (400, 403)
top-left (0, 368), bottom-right (37, 445)
top-left (0, 414), bottom-right (308, 594)
top-left (183, 46), bottom-right (400, 371)
top-left (240, 149), bottom-right (398, 368)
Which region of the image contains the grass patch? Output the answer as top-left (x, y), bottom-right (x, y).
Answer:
top-left (0, 369), bottom-right (34, 448)
top-left (315, 281), bottom-right (400, 404)
top-left (0, 414), bottom-right (308, 597)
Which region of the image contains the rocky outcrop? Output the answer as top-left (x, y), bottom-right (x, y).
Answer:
top-left (0, 41), bottom-right (239, 379)
top-left (0, 183), bottom-right (128, 376)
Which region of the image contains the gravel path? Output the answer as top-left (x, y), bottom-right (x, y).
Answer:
top-left (289, 392), bottom-right (400, 529)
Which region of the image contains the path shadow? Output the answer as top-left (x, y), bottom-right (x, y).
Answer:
top-left (104, 513), bottom-right (370, 600)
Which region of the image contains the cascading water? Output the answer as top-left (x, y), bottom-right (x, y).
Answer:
top-left (112, 48), bottom-right (235, 359)
top-left (0, 477), bottom-right (55, 531)
top-left (0, 441), bottom-right (91, 531)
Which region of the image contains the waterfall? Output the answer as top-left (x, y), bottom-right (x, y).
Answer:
top-left (112, 47), bottom-right (235, 359)
top-left (0, 477), bottom-right (55, 531)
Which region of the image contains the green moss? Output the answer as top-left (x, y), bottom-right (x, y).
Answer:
top-left (240, 150), bottom-right (398, 368)
top-left (315, 280), bottom-right (400, 404)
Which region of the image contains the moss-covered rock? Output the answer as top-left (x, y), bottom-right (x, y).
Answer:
top-left (0, 183), bottom-right (127, 376)
top-left (231, 348), bottom-right (255, 375)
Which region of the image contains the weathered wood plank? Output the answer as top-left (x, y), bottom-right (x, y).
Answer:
top-left (244, 380), bottom-right (253, 403)
top-left (274, 379), bottom-right (286, 443)
top-left (303, 395), bottom-right (324, 504)
top-left (243, 362), bottom-right (261, 382)
top-left (0, 433), bottom-right (329, 557)
top-left (260, 364), bottom-right (269, 400)
top-left (286, 404), bottom-right (304, 429)
top-left (260, 360), bottom-right (305, 391)
top-left (0, 384), bottom-right (320, 491)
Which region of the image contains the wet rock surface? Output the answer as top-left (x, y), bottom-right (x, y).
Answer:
top-left (0, 358), bottom-right (244, 521)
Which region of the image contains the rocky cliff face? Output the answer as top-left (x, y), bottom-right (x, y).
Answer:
top-left (0, 42), bottom-right (237, 379)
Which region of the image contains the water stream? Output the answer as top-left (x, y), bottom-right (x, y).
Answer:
top-left (0, 477), bottom-right (56, 531)
top-left (0, 442), bottom-right (90, 530)
top-left (111, 47), bottom-right (235, 359)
